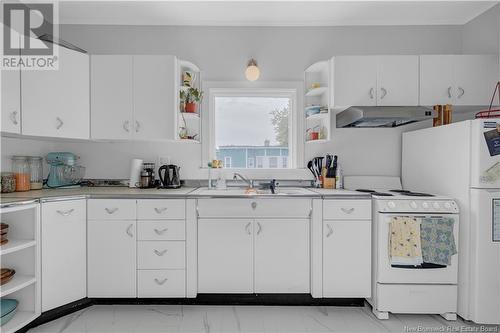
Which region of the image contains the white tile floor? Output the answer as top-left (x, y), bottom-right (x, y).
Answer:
top-left (28, 304), bottom-right (499, 333)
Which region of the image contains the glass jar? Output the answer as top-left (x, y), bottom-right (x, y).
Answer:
top-left (1, 172), bottom-right (16, 193)
top-left (28, 156), bottom-right (43, 190)
top-left (11, 156), bottom-right (30, 192)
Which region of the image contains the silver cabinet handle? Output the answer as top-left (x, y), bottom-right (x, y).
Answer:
top-left (123, 120), bottom-right (130, 132)
top-left (369, 88), bottom-right (374, 99)
top-left (154, 278), bottom-right (167, 285)
top-left (154, 249), bottom-right (167, 256)
top-left (447, 86), bottom-right (452, 98)
top-left (154, 207), bottom-right (168, 214)
top-left (56, 117), bottom-right (64, 129)
top-left (10, 111), bottom-right (18, 125)
top-left (105, 207), bottom-right (118, 214)
top-left (154, 228), bottom-right (168, 235)
top-left (341, 207), bottom-right (355, 214)
top-left (56, 208), bottom-right (74, 216)
top-left (256, 222), bottom-right (262, 235)
top-left (251, 202), bottom-right (257, 210)
top-left (326, 224), bottom-right (333, 238)
top-left (135, 120), bottom-right (140, 132)
top-left (380, 87), bottom-right (387, 99)
top-left (458, 87), bottom-right (465, 98)
top-left (126, 224), bottom-right (134, 238)
top-left (244, 222), bottom-right (251, 235)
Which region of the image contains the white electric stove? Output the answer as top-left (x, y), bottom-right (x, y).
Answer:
top-left (344, 176), bottom-right (460, 321)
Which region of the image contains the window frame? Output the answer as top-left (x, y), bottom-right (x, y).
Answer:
top-left (202, 81), bottom-right (304, 175)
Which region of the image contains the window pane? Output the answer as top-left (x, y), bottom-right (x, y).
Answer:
top-left (215, 97), bottom-right (290, 169)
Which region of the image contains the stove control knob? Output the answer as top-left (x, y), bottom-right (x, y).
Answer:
top-left (433, 202), bottom-right (440, 209)
top-left (410, 201), bottom-right (418, 210)
top-left (422, 202), bottom-right (429, 209)
top-left (387, 201), bottom-right (396, 209)
top-left (444, 202), bottom-right (452, 210)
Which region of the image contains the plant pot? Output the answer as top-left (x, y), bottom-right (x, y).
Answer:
top-left (185, 102), bottom-right (197, 113)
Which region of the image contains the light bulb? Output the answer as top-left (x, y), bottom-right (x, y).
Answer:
top-left (245, 59), bottom-right (260, 81)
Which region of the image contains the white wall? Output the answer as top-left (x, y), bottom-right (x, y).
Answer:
top-left (462, 3), bottom-right (500, 55)
top-left (1, 22), bottom-right (494, 180)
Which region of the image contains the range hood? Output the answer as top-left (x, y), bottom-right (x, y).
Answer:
top-left (336, 106), bottom-right (435, 128)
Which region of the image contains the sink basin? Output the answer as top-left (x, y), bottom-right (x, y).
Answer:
top-left (192, 187), bottom-right (315, 196)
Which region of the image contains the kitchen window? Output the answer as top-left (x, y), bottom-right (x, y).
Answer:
top-left (208, 87), bottom-right (298, 169)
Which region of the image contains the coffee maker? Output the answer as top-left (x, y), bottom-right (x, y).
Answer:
top-left (158, 165), bottom-right (181, 189)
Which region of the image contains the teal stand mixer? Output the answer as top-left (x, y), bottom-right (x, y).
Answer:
top-left (46, 152), bottom-right (85, 188)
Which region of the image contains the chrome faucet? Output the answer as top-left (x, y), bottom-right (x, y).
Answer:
top-left (233, 173), bottom-right (254, 189)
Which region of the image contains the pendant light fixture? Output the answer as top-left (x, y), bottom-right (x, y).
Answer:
top-left (245, 58), bottom-right (260, 81)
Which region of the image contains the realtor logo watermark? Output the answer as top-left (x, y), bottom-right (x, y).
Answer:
top-left (1, 1), bottom-right (59, 70)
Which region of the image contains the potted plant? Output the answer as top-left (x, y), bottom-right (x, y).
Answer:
top-left (180, 87), bottom-right (203, 113)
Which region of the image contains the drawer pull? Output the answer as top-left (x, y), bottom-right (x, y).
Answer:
top-left (256, 222), bottom-right (262, 235)
top-left (244, 222), bottom-right (251, 235)
top-left (105, 207), bottom-right (119, 214)
top-left (154, 278), bottom-right (167, 285)
top-left (154, 207), bottom-right (168, 214)
top-left (126, 224), bottom-right (134, 238)
top-left (341, 207), bottom-right (355, 214)
top-left (56, 209), bottom-right (74, 216)
top-left (251, 202), bottom-right (257, 209)
top-left (154, 228), bottom-right (168, 235)
top-left (154, 249), bottom-right (168, 256)
top-left (326, 224), bottom-right (333, 238)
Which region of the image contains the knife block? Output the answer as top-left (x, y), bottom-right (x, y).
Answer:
top-left (323, 177), bottom-right (336, 189)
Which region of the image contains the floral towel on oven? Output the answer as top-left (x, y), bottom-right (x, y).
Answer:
top-left (420, 218), bottom-right (457, 266)
top-left (389, 217), bottom-right (423, 266)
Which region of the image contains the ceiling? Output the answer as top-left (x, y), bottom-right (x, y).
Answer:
top-left (58, 1), bottom-right (499, 26)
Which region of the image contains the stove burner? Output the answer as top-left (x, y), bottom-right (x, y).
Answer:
top-left (401, 192), bottom-right (434, 197)
top-left (390, 189), bottom-right (410, 193)
top-left (356, 189), bottom-right (393, 196)
top-left (356, 189), bottom-right (376, 193)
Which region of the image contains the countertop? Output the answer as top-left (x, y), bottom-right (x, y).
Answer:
top-left (0, 187), bottom-right (370, 206)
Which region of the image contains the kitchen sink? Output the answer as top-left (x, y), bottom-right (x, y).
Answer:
top-left (192, 187), bottom-right (315, 196)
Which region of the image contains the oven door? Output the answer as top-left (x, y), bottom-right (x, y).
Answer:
top-left (376, 213), bottom-right (459, 284)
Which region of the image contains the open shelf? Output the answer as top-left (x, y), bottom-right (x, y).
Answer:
top-left (305, 86), bottom-right (327, 97)
top-left (180, 112), bottom-right (200, 119)
top-left (0, 240), bottom-right (36, 256)
top-left (306, 112), bottom-right (329, 121)
top-left (176, 138), bottom-right (200, 144)
top-left (0, 311), bottom-right (38, 333)
top-left (0, 275), bottom-right (36, 297)
top-left (306, 139), bottom-right (330, 144)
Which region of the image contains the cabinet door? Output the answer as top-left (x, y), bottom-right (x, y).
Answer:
top-left (88, 220), bottom-right (136, 297)
top-left (377, 56), bottom-right (419, 106)
top-left (198, 219), bottom-right (253, 293)
top-left (333, 56), bottom-right (377, 106)
top-left (133, 55), bottom-right (175, 140)
top-left (454, 55), bottom-right (499, 106)
top-left (1, 69), bottom-right (21, 134)
top-left (22, 45), bottom-right (90, 139)
top-left (323, 220), bottom-right (371, 297)
top-left (419, 55), bottom-right (454, 106)
top-left (91, 55), bottom-right (133, 140)
top-left (41, 199), bottom-right (86, 311)
top-left (254, 219), bottom-right (309, 293)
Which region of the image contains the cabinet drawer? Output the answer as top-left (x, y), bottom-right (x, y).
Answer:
top-left (42, 199), bottom-right (86, 222)
top-left (137, 270), bottom-right (185, 298)
top-left (323, 200), bottom-right (371, 220)
top-left (197, 199), bottom-right (253, 217)
top-left (138, 221), bottom-right (185, 241)
top-left (137, 241), bottom-right (185, 269)
top-left (88, 199), bottom-right (136, 220)
top-left (137, 199), bottom-right (185, 220)
top-left (254, 199), bottom-right (311, 218)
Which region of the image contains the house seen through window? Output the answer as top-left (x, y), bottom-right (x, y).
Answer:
top-left (214, 96), bottom-right (291, 169)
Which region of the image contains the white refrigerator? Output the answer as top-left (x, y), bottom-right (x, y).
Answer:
top-left (402, 119), bottom-right (500, 324)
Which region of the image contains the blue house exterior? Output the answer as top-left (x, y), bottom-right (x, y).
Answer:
top-left (216, 144), bottom-right (289, 169)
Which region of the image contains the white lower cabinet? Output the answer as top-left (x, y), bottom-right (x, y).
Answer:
top-left (323, 220), bottom-right (371, 297)
top-left (137, 241), bottom-right (185, 269)
top-left (41, 199), bottom-right (86, 311)
top-left (198, 219), bottom-right (254, 293)
top-left (138, 270), bottom-right (185, 298)
top-left (254, 219), bottom-right (309, 293)
top-left (87, 219), bottom-right (137, 297)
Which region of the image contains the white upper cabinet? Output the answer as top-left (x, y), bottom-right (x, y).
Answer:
top-left (91, 55), bottom-right (177, 141)
top-left (91, 55), bottom-right (134, 140)
top-left (377, 56), bottom-right (419, 106)
top-left (1, 69), bottom-right (21, 134)
top-left (333, 55), bottom-right (419, 107)
top-left (133, 55), bottom-right (176, 140)
top-left (333, 56), bottom-right (377, 107)
top-left (420, 55), bottom-right (499, 106)
top-left (22, 45), bottom-right (90, 139)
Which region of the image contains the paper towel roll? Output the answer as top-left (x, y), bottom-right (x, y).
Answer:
top-left (129, 159), bottom-right (143, 188)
